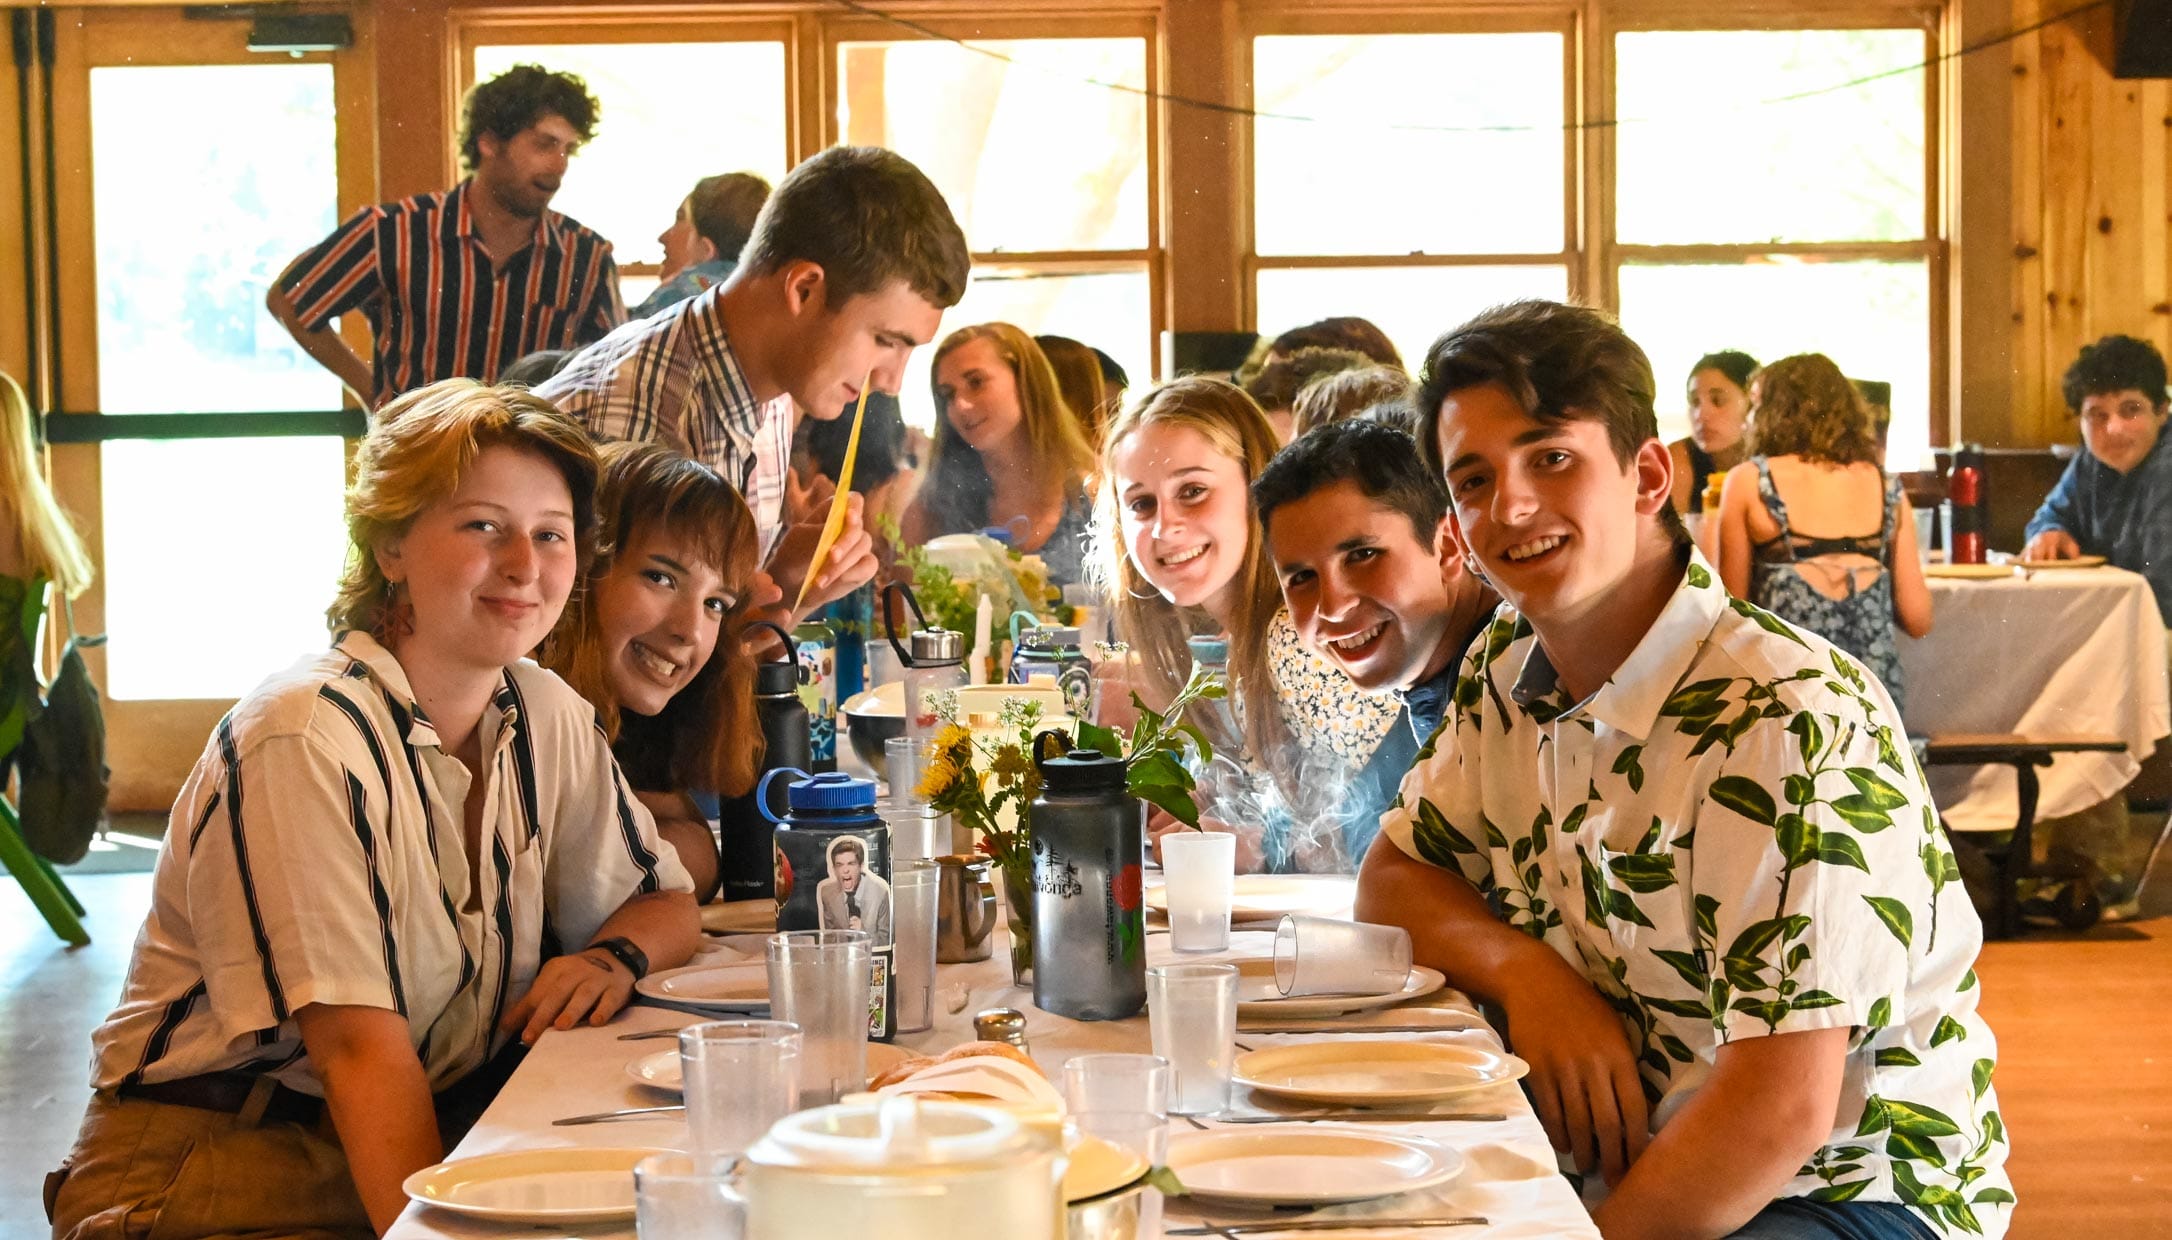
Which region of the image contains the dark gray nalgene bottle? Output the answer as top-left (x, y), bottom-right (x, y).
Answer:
top-left (716, 624), bottom-right (809, 901)
top-left (1029, 734), bottom-right (1146, 1020)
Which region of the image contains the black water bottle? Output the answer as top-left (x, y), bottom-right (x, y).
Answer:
top-left (1030, 734), bottom-right (1146, 1021)
top-left (717, 623), bottom-right (810, 901)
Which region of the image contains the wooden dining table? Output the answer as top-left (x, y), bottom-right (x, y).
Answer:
top-left (384, 878), bottom-right (1598, 1239)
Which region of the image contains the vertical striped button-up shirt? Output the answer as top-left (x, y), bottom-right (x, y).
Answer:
top-left (536, 287), bottom-right (796, 557)
top-left (90, 633), bottom-right (691, 1097)
top-left (278, 180), bottom-right (626, 402)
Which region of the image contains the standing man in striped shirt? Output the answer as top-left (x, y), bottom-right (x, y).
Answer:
top-left (267, 65), bottom-right (626, 408)
top-left (537, 145), bottom-right (970, 615)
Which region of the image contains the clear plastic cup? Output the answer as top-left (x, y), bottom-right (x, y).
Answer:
top-left (1272, 915), bottom-right (1413, 997)
top-left (1160, 831), bottom-right (1236, 952)
top-left (1146, 963), bottom-right (1239, 1115)
top-left (765, 930), bottom-right (871, 1106)
top-left (678, 1020), bottom-right (801, 1164)
top-left (634, 1152), bottom-right (744, 1240)
top-left (891, 862), bottom-right (940, 1033)
top-left (1062, 1053), bottom-right (1171, 1119)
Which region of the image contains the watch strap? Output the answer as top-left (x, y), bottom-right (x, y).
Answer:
top-left (589, 935), bottom-right (649, 980)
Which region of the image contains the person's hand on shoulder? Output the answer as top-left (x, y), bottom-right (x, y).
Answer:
top-left (2023, 528), bottom-right (2081, 561)
top-left (1504, 961), bottom-right (1652, 1186)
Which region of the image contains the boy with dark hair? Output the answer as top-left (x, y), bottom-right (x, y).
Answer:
top-left (1254, 419), bottom-right (1494, 747)
top-left (2024, 333), bottom-right (2172, 618)
top-left (540, 145), bottom-right (972, 616)
top-left (269, 64), bottom-right (622, 406)
top-left (1364, 300), bottom-right (2009, 1239)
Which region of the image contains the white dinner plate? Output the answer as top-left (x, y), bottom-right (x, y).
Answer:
top-left (1165, 1127), bottom-right (1464, 1206)
top-left (1234, 1041), bottom-right (1529, 1107)
top-left (1144, 874), bottom-right (1353, 921)
top-left (1925, 563), bottom-right (2016, 580)
top-left (636, 961), bottom-right (769, 1011)
top-left (402, 1146), bottom-right (663, 1224)
top-left (628, 1042), bottom-right (916, 1093)
top-left (1229, 958), bottom-right (1446, 1018)
top-left (2016, 554), bottom-right (2107, 570)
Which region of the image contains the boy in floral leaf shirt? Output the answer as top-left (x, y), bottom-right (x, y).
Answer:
top-left (1356, 300), bottom-right (2009, 1240)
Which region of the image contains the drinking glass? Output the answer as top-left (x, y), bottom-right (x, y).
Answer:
top-left (886, 735), bottom-right (928, 811)
top-left (634, 1152), bottom-right (743, 1240)
top-left (1062, 1053), bottom-right (1171, 1119)
top-left (891, 862), bottom-right (940, 1033)
top-left (1160, 831), bottom-right (1236, 952)
top-left (1066, 1110), bottom-right (1168, 1238)
top-left (766, 929), bottom-right (872, 1106)
top-left (1272, 915), bottom-right (1414, 997)
top-left (1145, 963), bottom-right (1239, 1115)
top-left (678, 1020), bottom-right (801, 1164)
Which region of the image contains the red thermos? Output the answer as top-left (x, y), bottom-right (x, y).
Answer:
top-left (1948, 446), bottom-right (1986, 565)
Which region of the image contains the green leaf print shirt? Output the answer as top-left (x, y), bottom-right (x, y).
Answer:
top-left (1378, 551), bottom-right (2012, 1237)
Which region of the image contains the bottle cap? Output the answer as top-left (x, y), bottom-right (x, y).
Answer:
top-left (1036, 746), bottom-right (1128, 793)
top-left (1186, 635), bottom-right (1229, 666)
top-left (910, 628), bottom-right (965, 664)
top-left (784, 771), bottom-right (879, 812)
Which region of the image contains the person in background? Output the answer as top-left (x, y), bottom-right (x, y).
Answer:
top-left (902, 323), bottom-right (1099, 585)
top-left (1713, 353), bottom-right (1930, 714)
top-left (1036, 333), bottom-right (1115, 446)
top-left (269, 66), bottom-right (623, 408)
top-left (633, 172), bottom-right (771, 319)
top-left (1363, 299), bottom-right (2007, 1240)
top-left (2024, 334), bottom-right (2172, 618)
top-left (1, 370), bottom-right (94, 774)
top-left (1097, 377), bottom-right (1401, 872)
top-left (1253, 419), bottom-right (1499, 856)
top-left (542, 443), bottom-right (764, 903)
top-left (47, 381), bottom-right (700, 1239)
top-left (538, 146), bottom-right (969, 620)
top-left (1668, 350), bottom-right (1757, 516)
top-left (1290, 365), bottom-right (1417, 439)
top-left (795, 391), bottom-right (915, 536)
top-left (1094, 346), bottom-right (1130, 421)
top-left (1241, 346), bottom-right (1377, 444)
top-left (1263, 315), bottom-right (1404, 370)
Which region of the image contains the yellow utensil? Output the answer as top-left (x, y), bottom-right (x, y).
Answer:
top-left (792, 372), bottom-right (872, 614)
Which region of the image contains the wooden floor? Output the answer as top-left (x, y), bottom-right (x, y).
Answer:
top-left (3, 872), bottom-right (2169, 1237)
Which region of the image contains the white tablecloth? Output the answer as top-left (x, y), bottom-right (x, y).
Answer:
top-left (1899, 565), bottom-right (2170, 832)
top-left (386, 904), bottom-right (1596, 1238)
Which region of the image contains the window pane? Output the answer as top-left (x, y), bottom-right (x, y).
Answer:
top-left (1255, 265), bottom-right (1569, 378)
top-left (1253, 34), bottom-right (1564, 257)
top-left (90, 64), bottom-right (353, 700)
top-left (899, 266), bottom-right (1150, 434)
top-left (472, 43), bottom-right (788, 267)
top-left (1615, 30), bottom-right (1926, 245)
top-left (1616, 260), bottom-right (1930, 467)
top-left (837, 39), bottom-right (1147, 252)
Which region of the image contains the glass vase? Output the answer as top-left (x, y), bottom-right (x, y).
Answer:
top-left (999, 855), bottom-right (1035, 987)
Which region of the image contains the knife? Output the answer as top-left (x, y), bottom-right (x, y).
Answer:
top-left (552, 1104), bottom-right (686, 1126)
top-left (1236, 1023), bottom-right (1475, 1035)
top-left (1210, 1111), bottom-right (1505, 1124)
top-left (1166, 1217), bottom-right (1487, 1234)
top-left (616, 1028), bottom-right (691, 1042)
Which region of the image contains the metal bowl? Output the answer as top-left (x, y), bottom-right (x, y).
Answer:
top-left (1066, 1173), bottom-right (1150, 1240)
top-left (842, 683), bottom-right (906, 772)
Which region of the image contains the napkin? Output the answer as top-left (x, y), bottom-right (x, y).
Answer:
top-left (873, 1053), bottom-right (1067, 1115)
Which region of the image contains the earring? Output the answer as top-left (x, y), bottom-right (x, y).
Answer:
top-left (375, 578), bottom-right (415, 644)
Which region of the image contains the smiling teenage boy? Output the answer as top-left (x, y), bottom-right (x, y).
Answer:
top-left (1355, 300), bottom-right (2009, 1240)
top-left (1253, 418), bottom-right (1498, 782)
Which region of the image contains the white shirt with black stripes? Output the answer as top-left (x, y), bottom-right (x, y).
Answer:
top-left (89, 631), bottom-right (693, 1097)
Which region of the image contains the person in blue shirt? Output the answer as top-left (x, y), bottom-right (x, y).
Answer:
top-left (2024, 334), bottom-right (2172, 618)
top-left (632, 172), bottom-right (771, 318)
top-left (1253, 418), bottom-right (1499, 858)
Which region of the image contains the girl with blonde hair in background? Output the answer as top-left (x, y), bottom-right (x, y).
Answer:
top-left (0, 370), bottom-right (94, 769)
top-left (902, 322), bottom-right (1098, 583)
top-left (1095, 376), bottom-right (1399, 872)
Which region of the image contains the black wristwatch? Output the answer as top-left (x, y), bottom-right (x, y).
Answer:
top-left (588, 936), bottom-right (650, 980)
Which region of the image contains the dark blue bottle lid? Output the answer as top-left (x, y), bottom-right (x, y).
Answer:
top-left (785, 771), bottom-right (878, 811)
top-left (1038, 747), bottom-right (1128, 792)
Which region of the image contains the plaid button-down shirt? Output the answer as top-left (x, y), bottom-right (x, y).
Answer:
top-left (535, 286), bottom-right (795, 557)
top-left (279, 180), bottom-right (625, 402)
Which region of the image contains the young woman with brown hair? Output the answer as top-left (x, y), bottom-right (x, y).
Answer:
top-left (542, 441), bottom-right (764, 900)
top-left (49, 380), bottom-right (699, 1239)
top-left (902, 322), bottom-right (1099, 583)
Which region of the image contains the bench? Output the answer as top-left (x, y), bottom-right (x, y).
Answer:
top-left (1921, 733), bottom-right (2127, 939)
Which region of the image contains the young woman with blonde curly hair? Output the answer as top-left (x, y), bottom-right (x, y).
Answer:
top-left (50, 380), bottom-right (699, 1239)
top-left (902, 322), bottom-right (1098, 583)
top-left (1714, 352), bottom-right (1931, 712)
top-left (542, 441), bottom-right (764, 900)
top-left (1094, 376), bottom-right (1401, 873)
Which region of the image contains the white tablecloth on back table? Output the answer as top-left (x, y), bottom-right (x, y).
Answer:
top-left (1899, 565), bottom-right (2170, 832)
top-left (385, 908), bottom-right (1596, 1238)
